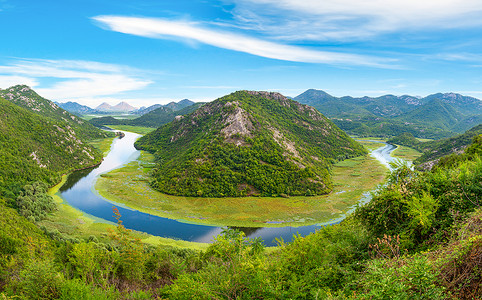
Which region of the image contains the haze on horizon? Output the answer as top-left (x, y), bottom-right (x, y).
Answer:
top-left (1, 0), bottom-right (482, 107)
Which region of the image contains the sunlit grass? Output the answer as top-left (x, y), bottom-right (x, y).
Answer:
top-left (88, 136), bottom-right (116, 155)
top-left (390, 145), bottom-right (422, 161)
top-left (109, 125), bottom-right (155, 135)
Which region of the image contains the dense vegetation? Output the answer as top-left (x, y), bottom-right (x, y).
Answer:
top-left (295, 89), bottom-right (482, 138)
top-left (388, 124), bottom-right (482, 167)
top-left (1, 131), bottom-right (480, 299)
top-left (135, 91), bottom-right (367, 197)
top-left (0, 85), bottom-right (109, 140)
top-left (89, 103), bottom-right (203, 128)
top-left (0, 96), bottom-right (104, 200)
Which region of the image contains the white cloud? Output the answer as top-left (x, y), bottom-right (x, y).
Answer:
top-left (226, 0), bottom-right (482, 41)
top-left (0, 75), bottom-right (38, 88)
top-left (0, 58), bottom-right (152, 102)
top-left (93, 15), bottom-right (395, 68)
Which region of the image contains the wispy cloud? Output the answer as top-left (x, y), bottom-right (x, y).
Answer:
top-left (225, 0), bottom-right (482, 41)
top-left (0, 58), bottom-right (152, 104)
top-left (93, 15), bottom-right (395, 68)
top-left (0, 75), bottom-right (38, 88)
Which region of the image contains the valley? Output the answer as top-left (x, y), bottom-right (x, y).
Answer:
top-left (42, 128), bottom-right (401, 247)
top-left (0, 85), bottom-right (480, 299)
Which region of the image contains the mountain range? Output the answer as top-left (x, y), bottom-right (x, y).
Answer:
top-left (95, 101), bottom-right (137, 112)
top-left (294, 89), bottom-right (482, 138)
top-left (57, 99), bottom-right (195, 116)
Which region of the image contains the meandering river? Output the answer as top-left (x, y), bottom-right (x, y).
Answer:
top-left (58, 132), bottom-right (397, 246)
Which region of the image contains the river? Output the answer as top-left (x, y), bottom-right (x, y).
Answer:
top-left (58, 132), bottom-right (397, 246)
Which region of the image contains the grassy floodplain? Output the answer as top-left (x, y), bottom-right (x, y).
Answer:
top-left (95, 139), bottom-right (409, 228)
top-left (108, 125), bottom-right (155, 135)
top-left (44, 174), bottom-right (209, 250)
top-left (390, 144), bottom-right (422, 161)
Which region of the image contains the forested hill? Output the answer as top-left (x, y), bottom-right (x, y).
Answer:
top-left (135, 90), bottom-right (367, 197)
top-left (295, 89), bottom-right (482, 138)
top-left (0, 85), bottom-right (109, 140)
top-left (0, 96), bottom-right (104, 199)
top-left (388, 124), bottom-right (482, 168)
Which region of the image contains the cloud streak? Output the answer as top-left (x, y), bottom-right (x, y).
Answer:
top-left (93, 15), bottom-right (395, 68)
top-left (0, 58), bottom-right (152, 104)
top-left (226, 0), bottom-right (482, 41)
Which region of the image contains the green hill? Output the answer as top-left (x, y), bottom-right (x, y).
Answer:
top-left (0, 96), bottom-right (104, 198)
top-left (0, 85), bottom-right (108, 140)
top-left (388, 124), bottom-right (482, 168)
top-left (135, 90), bottom-right (367, 197)
top-left (395, 99), bottom-right (464, 131)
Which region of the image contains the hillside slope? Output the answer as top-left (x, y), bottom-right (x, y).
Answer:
top-left (0, 96), bottom-right (103, 198)
top-left (0, 85), bottom-right (108, 140)
top-left (135, 91), bottom-right (367, 197)
top-left (388, 124), bottom-right (482, 169)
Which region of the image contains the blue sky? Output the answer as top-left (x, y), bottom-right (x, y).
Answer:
top-left (1, 0), bottom-right (482, 108)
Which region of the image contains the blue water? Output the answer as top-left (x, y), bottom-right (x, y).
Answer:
top-left (59, 132), bottom-right (395, 246)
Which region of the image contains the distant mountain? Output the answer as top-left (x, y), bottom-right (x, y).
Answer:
top-left (95, 101), bottom-right (137, 112)
top-left (89, 102), bottom-right (204, 128)
top-left (395, 99), bottom-right (464, 131)
top-left (57, 101), bottom-right (98, 116)
top-left (135, 90), bottom-right (367, 197)
top-left (164, 99), bottom-right (195, 111)
top-left (0, 85), bottom-right (109, 140)
top-left (130, 102), bottom-right (203, 127)
top-left (134, 99), bottom-right (196, 115)
top-left (294, 89), bottom-right (482, 138)
top-left (134, 104), bottom-right (163, 115)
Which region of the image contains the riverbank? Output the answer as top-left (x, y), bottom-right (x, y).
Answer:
top-left (43, 135), bottom-right (209, 250)
top-left (94, 140), bottom-right (401, 228)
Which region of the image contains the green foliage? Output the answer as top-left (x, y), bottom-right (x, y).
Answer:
top-left (0, 85), bottom-right (109, 140)
top-left (404, 190), bottom-right (439, 235)
top-left (356, 255), bottom-right (446, 299)
top-left (16, 182), bottom-right (56, 222)
top-left (136, 91), bottom-right (367, 197)
top-left (434, 209), bottom-right (482, 299)
top-left (12, 259), bottom-right (63, 300)
top-left (59, 279), bottom-right (118, 300)
top-left (167, 228), bottom-right (270, 299)
top-left (108, 207), bottom-right (146, 281)
top-left (266, 219), bottom-right (371, 298)
top-left (356, 137), bottom-right (482, 250)
top-left (0, 96), bottom-right (104, 199)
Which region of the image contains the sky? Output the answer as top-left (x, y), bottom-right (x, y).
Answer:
top-left (1, 0), bottom-right (482, 108)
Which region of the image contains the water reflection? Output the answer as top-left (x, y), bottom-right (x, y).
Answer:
top-left (58, 132), bottom-right (396, 246)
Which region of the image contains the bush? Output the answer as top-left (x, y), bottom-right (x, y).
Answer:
top-left (357, 255), bottom-right (445, 299)
top-left (13, 260), bottom-right (63, 300)
top-left (16, 182), bottom-right (56, 222)
top-left (60, 279), bottom-right (118, 300)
